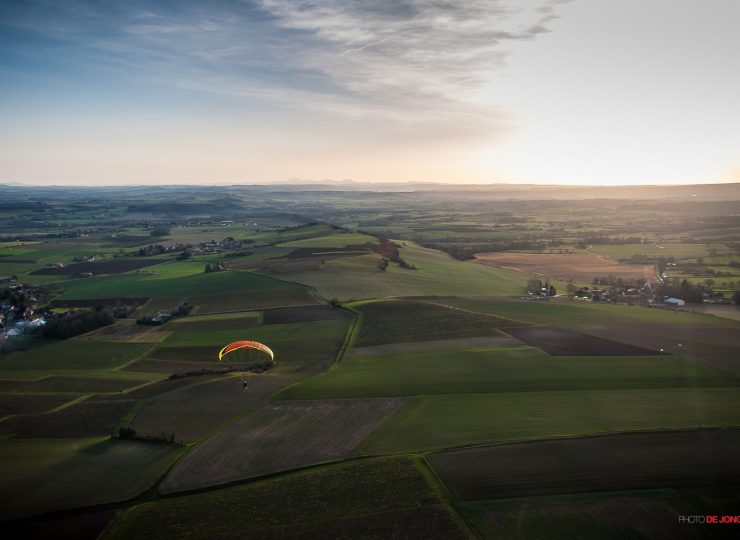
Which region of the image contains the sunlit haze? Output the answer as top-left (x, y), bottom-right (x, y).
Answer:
top-left (1, 0), bottom-right (738, 186)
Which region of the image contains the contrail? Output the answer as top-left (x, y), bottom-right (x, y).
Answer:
top-left (337, 29), bottom-right (412, 57)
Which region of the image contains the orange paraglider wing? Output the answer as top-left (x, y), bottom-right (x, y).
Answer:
top-left (218, 340), bottom-right (274, 362)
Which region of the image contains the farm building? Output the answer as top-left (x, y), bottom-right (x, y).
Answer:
top-left (664, 297), bottom-right (685, 306)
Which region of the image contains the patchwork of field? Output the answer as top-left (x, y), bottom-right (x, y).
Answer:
top-left (166, 311), bottom-right (262, 331)
top-left (442, 297), bottom-right (740, 375)
top-left (281, 346), bottom-right (736, 400)
top-left (0, 438), bottom-right (179, 520)
top-left (2, 195), bottom-right (739, 533)
top-left (276, 231), bottom-right (376, 248)
top-left (135, 318), bottom-right (350, 375)
top-left (53, 264), bottom-right (307, 304)
top-left (0, 393), bottom-right (74, 415)
top-left (679, 303), bottom-right (740, 322)
top-left (74, 319), bottom-right (172, 343)
top-left (130, 374), bottom-right (295, 444)
top-left (106, 457), bottom-right (471, 540)
top-left (272, 242), bottom-right (538, 301)
top-left (475, 252), bottom-right (654, 282)
top-left (5, 508), bottom-right (118, 540)
top-left (353, 299), bottom-right (514, 347)
top-left (189, 287), bottom-right (320, 314)
top-left (161, 397), bottom-right (406, 493)
top-left (31, 258), bottom-right (168, 275)
top-left (592, 243), bottom-right (731, 261)
top-left (504, 326), bottom-right (658, 355)
top-left (0, 374), bottom-right (153, 393)
top-left (90, 374), bottom-right (224, 400)
top-left (0, 340), bottom-right (154, 373)
top-left (0, 399), bottom-right (136, 438)
top-left (429, 429), bottom-right (740, 500)
top-left (459, 488), bottom-right (728, 540)
top-left (358, 388), bottom-right (740, 453)
top-left (262, 305), bottom-right (350, 325)
top-left (348, 335), bottom-right (521, 357)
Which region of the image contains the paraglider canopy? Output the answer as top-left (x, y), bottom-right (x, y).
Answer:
top-left (218, 340), bottom-right (274, 363)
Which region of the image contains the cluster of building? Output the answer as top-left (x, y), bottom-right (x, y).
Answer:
top-left (0, 283), bottom-right (46, 347)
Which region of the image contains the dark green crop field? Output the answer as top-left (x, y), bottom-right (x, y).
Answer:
top-left (353, 299), bottom-right (516, 346)
top-left (105, 457), bottom-right (471, 540)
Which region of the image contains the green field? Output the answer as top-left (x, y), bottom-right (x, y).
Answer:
top-left (54, 265), bottom-right (301, 301)
top-left (0, 374), bottom-right (155, 393)
top-left (592, 243), bottom-right (731, 261)
top-left (0, 399), bottom-right (136, 438)
top-left (74, 319), bottom-right (172, 343)
top-left (0, 438), bottom-right (179, 520)
top-left (0, 393), bottom-right (74, 415)
top-left (153, 318), bottom-right (350, 373)
top-left (161, 397), bottom-right (406, 492)
top-left (167, 311), bottom-right (262, 331)
top-left (271, 242), bottom-right (536, 301)
top-left (358, 388), bottom-right (740, 453)
top-left (105, 457), bottom-right (471, 540)
top-left (442, 297), bottom-right (740, 375)
top-left (428, 429), bottom-right (740, 500)
top-left (280, 346), bottom-right (737, 400)
top-left (352, 299), bottom-right (512, 346)
top-left (0, 340), bottom-right (154, 373)
top-left (442, 297), bottom-right (739, 329)
top-left (130, 374), bottom-right (294, 443)
top-left (276, 231), bottom-right (376, 248)
top-left (2, 186), bottom-right (739, 533)
top-left (189, 287), bottom-right (320, 314)
top-left (459, 489), bottom-right (718, 540)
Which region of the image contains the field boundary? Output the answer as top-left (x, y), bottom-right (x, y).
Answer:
top-left (417, 456), bottom-right (478, 540)
top-left (0, 439), bottom-right (186, 527)
top-left (332, 305), bottom-right (361, 367)
top-left (423, 425), bottom-right (740, 457)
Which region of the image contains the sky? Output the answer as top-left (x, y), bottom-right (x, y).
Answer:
top-left (0, 0), bottom-right (738, 186)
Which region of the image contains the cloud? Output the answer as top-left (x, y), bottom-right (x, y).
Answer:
top-left (256, 0), bottom-right (564, 102)
top-left (1, 0), bottom-right (570, 137)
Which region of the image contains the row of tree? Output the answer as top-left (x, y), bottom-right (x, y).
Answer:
top-left (41, 305), bottom-right (132, 339)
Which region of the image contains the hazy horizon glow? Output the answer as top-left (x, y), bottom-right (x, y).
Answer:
top-left (1, 0), bottom-right (738, 186)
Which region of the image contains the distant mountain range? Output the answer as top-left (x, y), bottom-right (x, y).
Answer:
top-left (1, 181), bottom-right (739, 201)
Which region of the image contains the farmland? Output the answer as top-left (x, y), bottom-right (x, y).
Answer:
top-left (1, 183), bottom-right (739, 537)
top-left (441, 297), bottom-right (740, 375)
top-left (144, 318), bottom-right (351, 373)
top-left (161, 397), bottom-right (406, 492)
top-left (459, 489), bottom-right (724, 540)
top-left (475, 252), bottom-right (655, 282)
top-left (31, 258), bottom-right (168, 276)
top-left (130, 374), bottom-right (295, 443)
top-left (270, 242), bottom-right (539, 301)
top-left (0, 437), bottom-right (180, 520)
top-left (280, 346), bottom-right (736, 400)
top-left (0, 399), bottom-right (136, 438)
top-left (358, 388), bottom-right (740, 453)
top-left (353, 299), bottom-right (512, 346)
top-left (105, 457), bottom-right (471, 540)
top-left (428, 429), bottom-right (740, 500)
top-left (0, 340), bottom-right (153, 373)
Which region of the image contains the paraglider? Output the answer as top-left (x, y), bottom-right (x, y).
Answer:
top-left (218, 340), bottom-right (275, 389)
top-left (218, 340), bottom-right (274, 363)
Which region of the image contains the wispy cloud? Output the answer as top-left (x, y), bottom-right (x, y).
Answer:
top-left (1, 0), bottom-right (570, 135)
